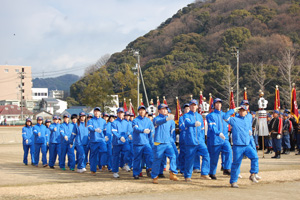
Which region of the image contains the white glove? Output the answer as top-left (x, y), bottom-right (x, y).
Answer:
top-left (120, 136), bottom-right (126, 143)
top-left (144, 129), bottom-right (151, 134)
top-left (277, 134), bottom-right (281, 139)
top-left (219, 133), bottom-right (225, 140)
top-left (25, 139), bottom-right (28, 144)
top-left (64, 135), bottom-right (68, 141)
top-left (166, 114), bottom-right (174, 121)
top-left (47, 142), bottom-right (49, 146)
top-left (95, 128), bottom-right (102, 133)
top-left (105, 136), bottom-right (109, 142)
top-left (234, 107), bottom-right (241, 112)
top-left (128, 135), bottom-right (133, 140)
top-left (249, 130), bottom-right (252, 136)
top-left (195, 121), bottom-right (201, 127)
top-left (38, 132), bottom-right (41, 137)
top-left (54, 128), bottom-right (57, 132)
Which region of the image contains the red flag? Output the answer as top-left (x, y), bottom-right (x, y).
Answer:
top-left (129, 101), bottom-right (136, 117)
top-left (140, 99), bottom-right (144, 106)
top-left (274, 85), bottom-right (280, 111)
top-left (290, 84), bottom-right (299, 123)
top-left (230, 90), bottom-right (236, 109)
top-left (123, 99), bottom-right (128, 112)
top-left (243, 87), bottom-right (248, 100)
top-left (198, 91), bottom-right (203, 114)
top-left (163, 96), bottom-right (167, 105)
top-left (175, 97), bottom-right (182, 125)
top-left (209, 94), bottom-right (213, 113)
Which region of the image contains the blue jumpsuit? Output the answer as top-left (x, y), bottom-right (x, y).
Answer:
top-left (132, 115), bottom-right (153, 176)
top-left (49, 123), bottom-right (61, 167)
top-left (207, 109), bottom-right (232, 175)
top-left (87, 116), bottom-right (107, 172)
top-left (111, 118), bottom-right (131, 173)
top-left (104, 122), bottom-right (113, 170)
top-left (33, 124), bottom-right (48, 166)
top-left (60, 122), bottom-right (76, 169)
top-left (22, 126), bottom-right (35, 165)
top-left (178, 116), bottom-right (186, 173)
top-left (151, 114), bottom-right (178, 179)
top-left (224, 110), bottom-right (259, 184)
top-left (183, 110), bottom-right (210, 178)
top-left (124, 119), bottom-right (134, 168)
top-left (71, 122), bottom-right (89, 169)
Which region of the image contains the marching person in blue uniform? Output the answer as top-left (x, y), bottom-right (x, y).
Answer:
top-left (45, 119), bottom-right (51, 155)
top-left (223, 105), bottom-right (260, 188)
top-left (151, 104), bottom-right (178, 184)
top-left (49, 115), bottom-right (61, 169)
top-left (111, 107), bottom-right (131, 178)
top-left (33, 116), bottom-right (48, 167)
top-left (269, 110), bottom-right (283, 159)
top-left (22, 118), bottom-right (35, 165)
top-left (132, 105), bottom-right (153, 179)
top-left (178, 103), bottom-right (190, 174)
top-left (124, 111), bottom-right (134, 169)
top-left (70, 112), bottom-right (88, 173)
top-left (168, 108), bottom-right (179, 171)
top-left (206, 98), bottom-right (232, 180)
top-left (103, 114), bottom-right (114, 171)
top-left (87, 107), bottom-right (107, 175)
top-left (60, 114), bottom-right (76, 171)
top-left (282, 113), bottom-right (292, 155)
top-left (183, 99), bottom-right (210, 182)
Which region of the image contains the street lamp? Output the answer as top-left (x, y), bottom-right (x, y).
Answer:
top-left (231, 47), bottom-right (240, 106)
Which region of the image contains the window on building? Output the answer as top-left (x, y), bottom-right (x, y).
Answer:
top-left (22, 83), bottom-right (24, 86)
top-left (38, 93), bottom-right (40, 96)
top-left (15, 69), bottom-right (19, 72)
top-left (34, 93), bottom-right (37, 96)
top-left (22, 96), bottom-right (25, 99)
top-left (4, 69), bottom-right (8, 73)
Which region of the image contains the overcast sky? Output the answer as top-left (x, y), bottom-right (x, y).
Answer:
top-left (0, 0), bottom-right (194, 78)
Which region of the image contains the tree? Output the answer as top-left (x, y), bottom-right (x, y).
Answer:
top-left (84, 54), bottom-right (111, 75)
top-left (81, 68), bottom-right (114, 111)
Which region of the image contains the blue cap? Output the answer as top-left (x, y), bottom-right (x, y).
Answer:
top-left (267, 113), bottom-right (271, 117)
top-left (167, 108), bottom-right (171, 113)
top-left (37, 116), bottom-right (43, 121)
top-left (240, 100), bottom-right (249, 106)
top-left (45, 119), bottom-right (51, 123)
top-left (158, 104), bottom-right (168, 110)
top-left (284, 109), bottom-right (290, 114)
top-left (53, 115), bottom-right (58, 120)
top-left (113, 114), bottom-right (117, 118)
top-left (87, 113), bottom-right (93, 118)
top-left (102, 112), bottom-right (109, 117)
top-left (130, 113), bottom-right (134, 117)
top-left (26, 118), bottom-right (32, 122)
top-left (138, 105), bottom-right (146, 111)
top-left (117, 107), bottom-right (124, 113)
top-left (274, 110), bottom-right (280, 114)
top-left (189, 99), bottom-right (198, 106)
top-left (213, 98), bottom-right (222, 104)
top-left (79, 112), bottom-right (86, 117)
top-left (280, 112), bottom-right (283, 115)
top-left (63, 114), bottom-right (69, 118)
top-left (239, 105), bottom-right (248, 110)
top-left (58, 117), bottom-right (61, 120)
top-left (283, 113), bottom-right (288, 117)
top-left (183, 103), bottom-right (189, 108)
top-left (124, 111), bottom-right (130, 116)
top-left (94, 107), bottom-right (101, 112)
top-left (71, 114), bottom-right (78, 119)
top-left (251, 111), bottom-right (256, 115)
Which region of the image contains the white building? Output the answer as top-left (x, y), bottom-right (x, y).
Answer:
top-left (49, 90), bottom-right (64, 99)
top-left (32, 88), bottom-right (48, 100)
top-left (40, 98), bottom-right (67, 115)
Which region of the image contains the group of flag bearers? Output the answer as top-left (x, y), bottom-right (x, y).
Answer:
top-left (22, 84), bottom-right (300, 188)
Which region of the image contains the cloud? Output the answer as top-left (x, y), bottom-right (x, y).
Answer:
top-left (0, 0), bottom-right (194, 78)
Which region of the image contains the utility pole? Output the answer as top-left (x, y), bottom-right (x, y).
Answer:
top-left (18, 70), bottom-right (25, 121)
top-left (231, 47), bottom-right (240, 106)
top-left (134, 51), bottom-right (140, 111)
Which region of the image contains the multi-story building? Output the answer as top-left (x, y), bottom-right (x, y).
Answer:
top-left (49, 90), bottom-right (64, 99)
top-left (0, 65), bottom-right (32, 101)
top-left (32, 88), bottom-right (48, 100)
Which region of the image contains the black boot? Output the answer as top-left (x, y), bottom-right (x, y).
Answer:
top-left (277, 151), bottom-right (281, 159)
top-left (286, 149), bottom-right (290, 155)
top-left (282, 148), bottom-right (286, 154)
top-left (265, 148), bottom-right (271, 154)
top-left (271, 151), bottom-right (278, 159)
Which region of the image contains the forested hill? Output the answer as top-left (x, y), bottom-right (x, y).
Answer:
top-left (70, 0), bottom-right (300, 111)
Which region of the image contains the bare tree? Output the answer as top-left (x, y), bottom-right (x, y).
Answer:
top-left (278, 48), bottom-right (298, 104)
top-left (251, 63), bottom-right (272, 92)
top-left (213, 65), bottom-right (236, 107)
top-left (84, 54), bottom-right (111, 75)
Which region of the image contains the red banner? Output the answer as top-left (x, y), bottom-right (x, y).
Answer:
top-left (163, 96), bottom-right (167, 105)
top-left (230, 91), bottom-right (236, 109)
top-left (291, 86), bottom-right (299, 123)
top-left (274, 86), bottom-right (280, 111)
top-left (175, 97), bottom-right (182, 125)
top-left (123, 99), bottom-right (128, 112)
top-left (129, 101), bottom-right (136, 117)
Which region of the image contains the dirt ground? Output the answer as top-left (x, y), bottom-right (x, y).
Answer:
top-left (0, 127), bottom-right (300, 200)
